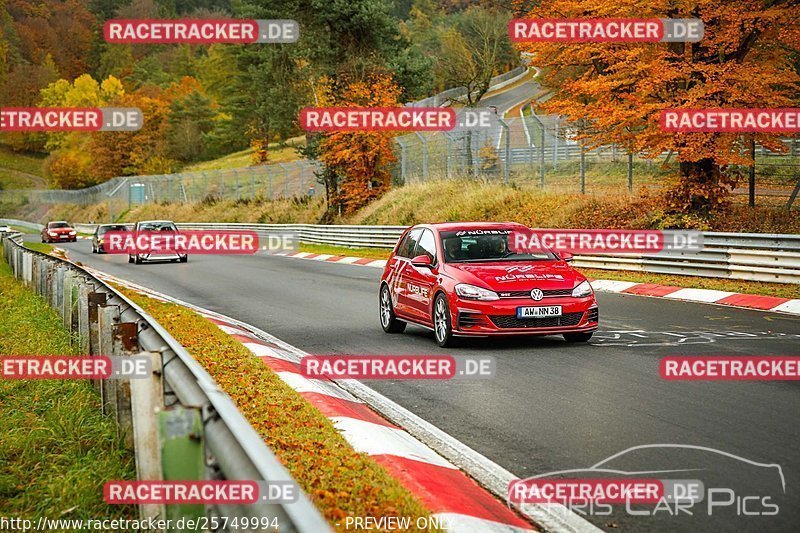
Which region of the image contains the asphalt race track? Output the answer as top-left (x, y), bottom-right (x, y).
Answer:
top-left (50, 237), bottom-right (800, 532)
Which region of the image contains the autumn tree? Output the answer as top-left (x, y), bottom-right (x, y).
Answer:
top-left (315, 73), bottom-right (400, 215)
top-left (437, 6), bottom-right (516, 106)
top-left (513, 0), bottom-right (800, 214)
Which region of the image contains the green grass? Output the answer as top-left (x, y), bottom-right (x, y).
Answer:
top-left (184, 138), bottom-right (305, 171)
top-left (24, 242), bottom-right (53, 254)
top-left (299, 242), bottom-right (392, 260)
top-left (10, 225), bottom-right (37, 234)
top-left (0, 145), bottom-right (47, 189)
top-left (298, 242), bottom-right (799, 300)
top-left (122, 290), bottom-right (441, 531)
top-left (0, 260), bottom-right (135, 519)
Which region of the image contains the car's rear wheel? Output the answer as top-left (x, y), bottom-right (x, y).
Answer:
top-left (134, 255), bottom-right (143, 264)
top-left (180, 256), bottom-right (188, 263)
top-left (379, 285), bottom-right (406, 333)
top-left (564, 332), bottom-right (593, 343)
top-left (433, 293), bottom-right (454, 347)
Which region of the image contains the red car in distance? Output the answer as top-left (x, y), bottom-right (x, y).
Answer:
top-left (41, 221), bottom-right (77, 243)
top-left (379, 222), bottom-right (598, 347)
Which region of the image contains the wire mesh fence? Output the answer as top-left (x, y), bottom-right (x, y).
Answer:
top-left (2, 105), bottom-right (798, 213)
top-left (393, 107), bottom-right (800, 208)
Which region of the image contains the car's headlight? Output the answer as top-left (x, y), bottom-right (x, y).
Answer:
top-left (572, 280), bottom-right (593, 298)
top-left (455, 283), bottom-right (499, 301)
top-left (69, 230), bottom-right (76, 235)
top-left (48, 231), bottom-right (57, 236)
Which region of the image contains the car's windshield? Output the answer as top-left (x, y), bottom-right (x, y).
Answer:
top-left (440, 230), bottom-right (556, 263)
top-left (138, 222), bottom-right (177, 232)
top-left (98, 225), bottom-right (127, 235)
top-left (48, 222), bottom-right (70, 229)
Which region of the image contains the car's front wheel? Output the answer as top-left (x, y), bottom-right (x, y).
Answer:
top-left (379, 285), bottom-right (406, 333)
top-left (433, 293), bottom-right (454, 348)
top-left (564, 332), bottom-right (593, 343)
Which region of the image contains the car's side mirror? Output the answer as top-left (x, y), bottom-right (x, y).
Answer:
top-left (411, 255), bottom-right (433, 268)
top-left (560, 252), bottom-right (574, 263)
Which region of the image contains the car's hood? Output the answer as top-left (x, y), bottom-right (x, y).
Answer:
top-left (443, 261), bottom-right (583, 290)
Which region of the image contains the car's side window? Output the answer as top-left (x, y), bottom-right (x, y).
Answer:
top-left (396, 229), bottom-right (421, 258)
top-left (415, 229), bottom-right (437, 265)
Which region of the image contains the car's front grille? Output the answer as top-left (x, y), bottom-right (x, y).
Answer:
top-left (497, 288), bottom-right (573, 298)
top-left (587, 308), bottom-right (599, 323)
top-left (489, 312), bottom-right (584, 329)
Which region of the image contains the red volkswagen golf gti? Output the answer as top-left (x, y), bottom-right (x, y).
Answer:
top-left (378, 222), bottom-right (598, 347)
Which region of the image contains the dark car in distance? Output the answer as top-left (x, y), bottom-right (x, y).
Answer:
top-left (92, 224), bottom-right (128, 253)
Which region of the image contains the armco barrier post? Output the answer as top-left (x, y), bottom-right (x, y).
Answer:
top-left (160, 407), bottom-right (205, 528)
top-left (31, 255), bottom-right (40, 295)
top-left (78, 283), bottom-right (91, 354)
top-left (113, 322), bottom-right (139, 450)
top-left (69, 277), bottom-right (80, 334)
top-left (55, 266), bottom-right (66, 312)
top-left (131, 351), bottom-right (165, 521)
top-left (88, 292), bottom-right (107, 393)
top-left (61, 269), bottom-right (73, 327)
top-left (98, 304), bottom-right (119, 417)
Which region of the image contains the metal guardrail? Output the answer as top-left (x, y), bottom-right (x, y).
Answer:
top-left (0, 218), bottom-right (44, 231)
top-left (0, 232), bottom-right (331, 533)
top-left (12, 219), bottom-right (800, 283)
top-left (168, 224), bottom-right (799, 285)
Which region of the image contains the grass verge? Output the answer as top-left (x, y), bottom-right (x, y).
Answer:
top-left (0, 145), bottom-right (47, 189)
top-left (0, 260), bottom-right (135, 518)
top-left (298, 242), bottom-right (799, 300)
top-left (24, 242), bottom-right (53, 254)
top-left (299, 242), bottom-right (391, 260)
top-left (120, 289), bottom-right (440, 531)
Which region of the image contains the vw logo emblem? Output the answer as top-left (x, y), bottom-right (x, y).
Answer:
top-left (530, 288), bottom-right (544, 301)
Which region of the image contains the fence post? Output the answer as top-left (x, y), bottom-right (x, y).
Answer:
top-left (397, 138), bottom-right (407, 183)
top-left (580, 143), bottom-right (586, 194)
top-left (499, 119), bottom-right (510, 184)
top-left (627, 152), bottom-right (633, 193)
top-left (749, 136), bottom-right (756, 208)
top-left (415, 132), bottom-right (428, 180)
top-left (445, 133), bottom-right (452, 179)
top-left (553, 120), bottom-right (559, 170)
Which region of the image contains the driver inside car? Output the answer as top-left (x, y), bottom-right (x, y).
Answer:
top-left (444, 237), bottom-right (468, 261)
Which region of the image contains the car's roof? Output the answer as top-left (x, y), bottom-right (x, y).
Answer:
top-left (99, 223), bottom-right (127, 227)
top-left (49, 220), bottom-right (69, 224)
top-left (137, 220), bottom-right (175, 224)
top-left (421, 221), bottom-right (528, 232)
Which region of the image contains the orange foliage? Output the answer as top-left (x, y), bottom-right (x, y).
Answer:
top-left (513, 0), bottom-right (800, 213)
top-left (317, 73), bottom-right (401, 214)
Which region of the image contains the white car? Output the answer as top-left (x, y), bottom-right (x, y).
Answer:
top-left (127, 220), bottom-right (188, 264)
top-left (0, 225), bottom-right (11, 233)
